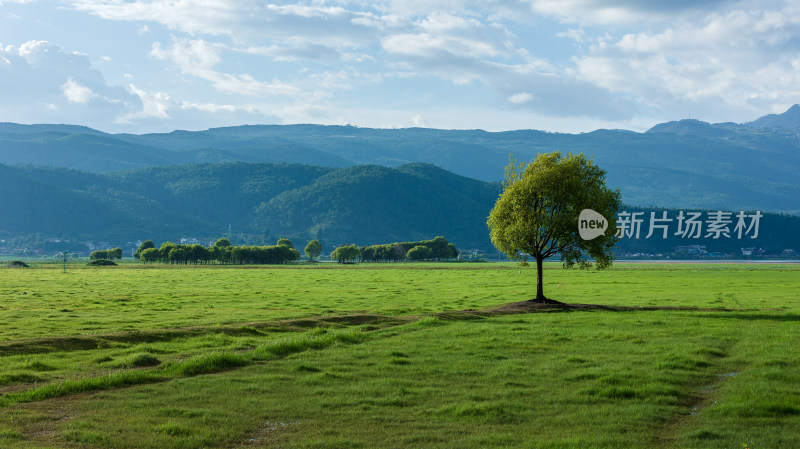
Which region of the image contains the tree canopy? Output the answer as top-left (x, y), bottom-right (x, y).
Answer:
top-left (487, 152), bottom-right (621, 301)
top-left (304, 239), bottom-right (322, 261)
top-left (331, 244), bottom-right (360, 263)
top-left (90, 247), bottom-right (123, 261)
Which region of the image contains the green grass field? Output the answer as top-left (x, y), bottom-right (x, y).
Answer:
top-left (0, 262), bottom-right (798, 448)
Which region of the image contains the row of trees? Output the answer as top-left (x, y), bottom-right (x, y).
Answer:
top-left (360, 236), bottom-right (458, 262)
top-left (332, 236), bottom-right (459, 263)
top-left (129, 235), bottom-right (457, 265)
top-left (134, 238), bottom-right (302, 265)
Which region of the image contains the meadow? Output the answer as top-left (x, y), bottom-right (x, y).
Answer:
top-left (0, 262), bottom-right (798, 448)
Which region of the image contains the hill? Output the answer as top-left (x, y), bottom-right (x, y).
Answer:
top-left (2, 106), bottom-right (800, 215)
top-left (0, 162), bottom-right (500, 250)
top-left (254, 163), bottom-right (500, 246)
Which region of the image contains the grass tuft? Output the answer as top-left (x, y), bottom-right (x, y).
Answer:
top-left (258, 328), bottom-right (365, 358)
top-left (4, 370), bottom-right (166, 406)
top-left (0, 372), bottom-right (42, 386)
top-left (171, 352), bottom-right (248, 376)
top-left (0, 428), bottom-right (23, 440)
top-left (25, 361), bottom-right (57, 372)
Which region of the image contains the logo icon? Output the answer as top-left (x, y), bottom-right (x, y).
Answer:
top-left (579, 209), bottom-right (608, 240)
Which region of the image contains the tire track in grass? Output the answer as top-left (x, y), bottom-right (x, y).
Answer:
top-left (0, 316), bottom-right (411, 408)
top-left (0, 314), bottom-right (408, 357)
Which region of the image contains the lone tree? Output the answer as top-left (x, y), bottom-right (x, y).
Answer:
top-left (304, 239), bottom-right (322, 261)
top-left (487, 151), bottom-right (621, 302)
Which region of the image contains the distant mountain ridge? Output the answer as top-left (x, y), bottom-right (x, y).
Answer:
top-left (744, 104), bottom-right (800, 129)
top-left (2, 105), bottom-right (800, 215)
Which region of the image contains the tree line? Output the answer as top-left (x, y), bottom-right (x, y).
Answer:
top-left (128, 235), bottom-right (457, 265)
top-left (134, 238), bottom-right (303, 265)
top-left (332, 236), bottom-right (459, 263)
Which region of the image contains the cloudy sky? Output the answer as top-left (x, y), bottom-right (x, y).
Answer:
top-left (1, 0), bottom-right (799, 133)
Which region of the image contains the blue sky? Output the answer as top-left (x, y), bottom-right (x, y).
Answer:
top-left (1, 0), bottom-right (798, 134)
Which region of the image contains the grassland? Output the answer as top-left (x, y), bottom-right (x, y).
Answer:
top-left (0, 262), bottom-right (798, 448)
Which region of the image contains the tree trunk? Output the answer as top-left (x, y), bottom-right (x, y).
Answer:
top-left (535, 254), bottom-right (546, 301)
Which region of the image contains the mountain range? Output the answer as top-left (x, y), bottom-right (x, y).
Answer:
top-left (2, 105), bottom-right (800, 215)
top-left (1, 106), bottom-right (800, 254)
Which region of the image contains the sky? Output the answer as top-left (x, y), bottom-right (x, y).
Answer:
top-left (1, 0), bottom-right (799, 134)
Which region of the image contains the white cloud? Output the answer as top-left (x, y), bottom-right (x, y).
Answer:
top-left (62, 77), bottom-right (98, 104)
top-left (150, 38), bottom-right (221, 73)
top-left (3, 0), bottom-right (799, 132)
top-left (150, 37), bottom-right (306, 99)
top-left (72, 0), bottom-right (377, 47)
top-left (558, 28), bottom-right (585, 43)
top-left (0, 40), bottom-right (141, 129)
top-left (508, 92), bottom-right (533, 104)
top-left (569, 2), bottom-right (800, 118)
top-left (266, 4), bottom-right (349, 18)
top-left (127, 84), bottom-right (171, 120)
top-left (180, 101), bottom-right (252, 113)
top-left (527, 0), bottom-right (731, 25)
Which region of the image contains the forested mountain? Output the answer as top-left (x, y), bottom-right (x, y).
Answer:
top-left (2, 161), bottom-right (799, 256)
top-left (2, 105), bottom-right (800, 214)
top-left (254, 163), bottom-right (499, 246)
top-left (0, 162), bottom-right (501, 250)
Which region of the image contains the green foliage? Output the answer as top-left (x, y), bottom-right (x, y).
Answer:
top-left (89, 247), bottom-right (123, 261)
top-left (360, 243), bottom-right (407, 262)
top-left (139, 248), bottom-right (161, 263)
top-left (213, 238), bottom-right (231, 248)
top-left (331, 244), bottom-right (360, 263)
top-left (136, 241), bottom-right (300, 265)
top-left (304, 239), bottom-right (322, 261)
top-left (406, 246), bottom-right (433, 261)
top-left (134, 240), bottom-right (155, 260)
top-left (361, 236), bottom-right (459, 262)
top-left (6, 261), bottom-right (29, 268)
top-left (229, 245), bottom-right (299, 264)
top-left (276, 238), bottom-right (294, 249)
top-left (89, 250), bottom-right (104, 260)
top-left (488, 152), bottom-right (621, 300)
